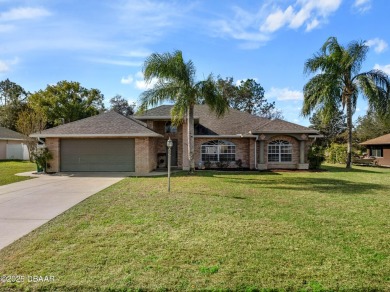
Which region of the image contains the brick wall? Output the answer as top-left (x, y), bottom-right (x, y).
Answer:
top-left (45, 138), bottom-right (60, 172)
top-left (194, 137), bottom-right (255, 169)
top-left (135, 137), bottom-right (158, 174)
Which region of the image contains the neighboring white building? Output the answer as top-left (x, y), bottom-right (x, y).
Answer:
top-left (0, 126), bottom-right (29, 160)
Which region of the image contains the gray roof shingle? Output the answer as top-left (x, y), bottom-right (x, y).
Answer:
top-left (0, 126), bottom-right (25, 140)
top-left (31, 111), bottom-right (162, 138)
top-left (136, 105), bottom-right (318, 135)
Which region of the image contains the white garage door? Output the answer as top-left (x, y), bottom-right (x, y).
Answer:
top-left (60, 138), bottom-right (135, 172)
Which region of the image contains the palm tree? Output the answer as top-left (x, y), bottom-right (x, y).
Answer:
top-left (140, 50), bottom-right (229, 172)
top-left (302, 37), bottom-right (390, 168)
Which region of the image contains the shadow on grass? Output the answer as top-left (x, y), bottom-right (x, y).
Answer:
top-left (222, 176), bottom-right (387, 195)
top-left (321, 164), bottom-right (388, 173)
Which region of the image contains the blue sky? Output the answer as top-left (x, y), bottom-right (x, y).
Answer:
top-left (1, 0), bottom-right (389, 126)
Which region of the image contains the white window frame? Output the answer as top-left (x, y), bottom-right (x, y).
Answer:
top-left (201, 140), bottom-right (236, 162)
top-left (371, 147), bottom-right (383, 157)
top-left (268, 140), bottom-right (292, 163)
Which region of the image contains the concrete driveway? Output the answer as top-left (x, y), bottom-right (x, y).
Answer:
top-left (0, 173), bottom-right (125, 250)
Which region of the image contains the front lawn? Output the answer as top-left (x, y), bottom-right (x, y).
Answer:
top-left (0, 160), bottom-right (36, 186)
top-left (0, 164), bottom-right (389, 291)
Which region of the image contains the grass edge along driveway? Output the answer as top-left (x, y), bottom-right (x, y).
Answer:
top-left (0, 160), bottom-right (36, 186)
top-left (0, 164), bottom-right (389, 291)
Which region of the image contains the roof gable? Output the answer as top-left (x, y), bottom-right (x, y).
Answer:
top-left (30, 111), bottom-right (162, 138)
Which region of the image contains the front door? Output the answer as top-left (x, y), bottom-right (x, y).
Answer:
top-left (167, 139), bottom-right (178, 166)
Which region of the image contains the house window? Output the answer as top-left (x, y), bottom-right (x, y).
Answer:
top-left (370, 146), bottom-right (383, 157)
top-left (165, 121), bottom-right (177, 133)
top-left (268, 140), bottom-right (292, 162)
top-left (201, 140), bottom-right (235, 162)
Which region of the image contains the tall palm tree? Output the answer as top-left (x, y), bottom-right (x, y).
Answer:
top-left (140, 50), bottom-right (229, 172)
top-left (302, 37), bottom-right (390, 168)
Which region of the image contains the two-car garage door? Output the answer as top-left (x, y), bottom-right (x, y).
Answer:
top-left (60, 138), bottom-right (135, 172)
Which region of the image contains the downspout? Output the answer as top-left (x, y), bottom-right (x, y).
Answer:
top-left (254, 135), bottom-right (259, 170)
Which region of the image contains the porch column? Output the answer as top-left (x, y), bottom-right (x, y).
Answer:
top-left (300, 140), bottom-right (305, 164)
top-left (259, 140), bottom-right (265, 164)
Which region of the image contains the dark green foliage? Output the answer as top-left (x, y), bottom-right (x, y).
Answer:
top-left (354, 110), bottom-right (390, 142)
top-left (28, 80), bottom-right (105, 127)
top-left (109, 94), bottom-right (135, 117)
top-left (0, 79), bottom-right (28, 130)
top-left (302, 37), bottom-right (390, 168)
top-left (217, 77), bottom-right (283, 119)
top-left (308, 146), bottom-right (325, 169)
top-left (309, 109), bottom-right (347, 146)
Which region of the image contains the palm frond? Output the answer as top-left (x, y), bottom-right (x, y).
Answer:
top-left (195, 74), bottom-right (229, 118)
top-left (302, 73), bottom-right (342, 121)
top-left (347, 40), bottom-right (368, 75)
top-left (355, 70), bottom-right (390, 116)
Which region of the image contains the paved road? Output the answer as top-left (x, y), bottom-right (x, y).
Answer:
top-left (0, 173), bottom-right (125, 250)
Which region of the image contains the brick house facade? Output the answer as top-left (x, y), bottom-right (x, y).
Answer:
top-left (32, 105), bottom-right (320, 173)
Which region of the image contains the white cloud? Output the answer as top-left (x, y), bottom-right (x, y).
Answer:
top-left (260, 0), bottom-right (341, 33)
top-left (261, 6), bottom-right (294, 33)
top-left (366, 38), bottom-right (388, 54)
top-left (0, 57), bottom-right (19, 73)
top-left (374, 64), bottom-right (390, 75)
top-left (0, 7), bottom-right (51, 21)
top-left (135, 71), bottom-right (158, 90)
top-left (266, 87), bottom-right (303, 101)
top-left (213, 0), bottom-right (341, 48)
top-left (353, 0), bottom-right (372, 13)
top-left (121, 75), bottom-right (134, 84)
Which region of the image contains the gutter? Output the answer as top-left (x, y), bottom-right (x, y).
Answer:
top-left (29, 133), bottom-right (164, 138)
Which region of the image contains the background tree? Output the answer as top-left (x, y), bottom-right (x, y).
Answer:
top-left (0, 79), bottom-right (28, 130)
top-left (302, 37), bottom-right (390, 168)
top-left (140, 50), bottom-right (229, 172)
top-left (109, 95), bottom-right (135, 117)
top-left (354, 110), bottom-right (390, 142)
top-left (217, 77), bottom-right (283, 119)
top-left (28, 81), bottom-right (105, 127)
top-left (16, 107), bottom-right (47, 160)
top-left (309, 109), bottom-right (347, 147)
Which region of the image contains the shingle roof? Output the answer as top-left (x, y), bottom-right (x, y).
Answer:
top-left (136, 105), bottom-right (318, 135)
top-left (0, 126), bottom-right (25, 140)
top-left (360, 133), bottom-right (390, 145)
top-left (30, 111), bottom-right (162, 138)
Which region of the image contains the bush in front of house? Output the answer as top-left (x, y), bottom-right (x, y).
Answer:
top-left (308, 145), bottom-right (325, 169)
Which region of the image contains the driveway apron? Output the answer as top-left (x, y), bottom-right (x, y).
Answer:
top-left (0, 174), bottom-right (124, 250)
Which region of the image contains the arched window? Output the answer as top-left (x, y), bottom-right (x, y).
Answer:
top-left (201, 140), bottom-right (235, 162)
top-left (268, 140), bottom-right (292, 162)
top-left (165, 121), bottom-right (177, 133)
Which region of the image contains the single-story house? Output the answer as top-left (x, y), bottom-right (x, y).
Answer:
top-left (360, 133), bottom-right (390, 166)
top-left (0, 126), bottom-right (29, 160)
top-left (31, 105), bottom-right (321, 174)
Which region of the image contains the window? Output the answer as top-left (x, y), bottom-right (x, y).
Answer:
top-left (165, 121), bottom-right (177, 133)
top-left (201, 140), bottom-right (235, 162)
top-left (268, 140), bottom-right (292, 162)
top-left (371, 146), bottom-right (383, 157)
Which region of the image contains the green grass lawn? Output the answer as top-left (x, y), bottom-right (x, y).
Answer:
top-left (0, 164), bottom-right (389, 291)
top-left (0, 160), bottom-right (36, 186)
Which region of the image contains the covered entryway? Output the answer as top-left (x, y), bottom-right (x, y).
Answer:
top-left (60, 138), bottom-right (135, 172)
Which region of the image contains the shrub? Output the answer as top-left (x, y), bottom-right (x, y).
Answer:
top-left (31, 147), bottom-right (52, 173)
top-left (308, 146), bottom-right (325, 169)
top-left (325, 143), bottom-right (347, 164)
